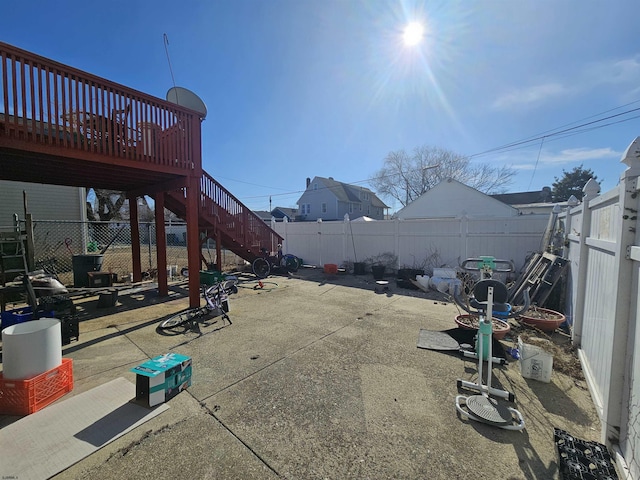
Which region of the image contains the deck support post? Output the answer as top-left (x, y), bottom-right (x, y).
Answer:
top-left (154, 192), bottom-right (168, 296)
top-left (128, 192), bottom-right (142, 282)
top-left (186, 174), bottom-right (201, 308)
top-left (216, 229), bottom-right (222, 271)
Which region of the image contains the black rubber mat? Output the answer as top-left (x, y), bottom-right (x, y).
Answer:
top-left (417, 329), bottom-right (461, 350)
top-left (417, 328), bottom-right (506, 359)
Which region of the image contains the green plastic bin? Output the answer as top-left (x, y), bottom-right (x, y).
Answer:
top-left (199, 270), bottom-right (226, 285)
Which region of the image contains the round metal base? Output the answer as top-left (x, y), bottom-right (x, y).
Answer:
top-left (465, 395), bottom-right (513, 426)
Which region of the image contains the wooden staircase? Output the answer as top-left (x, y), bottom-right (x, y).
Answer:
top-left (164, 170), bottom-right (283, 264)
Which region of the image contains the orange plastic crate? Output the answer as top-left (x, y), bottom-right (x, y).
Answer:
top-left (323, 263), bottom-right (338, 274)
top-left (0, 358), bottom-right (73, 415)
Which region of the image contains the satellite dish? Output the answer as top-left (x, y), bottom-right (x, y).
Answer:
top-left (166, 86), bottom-right (207, 119)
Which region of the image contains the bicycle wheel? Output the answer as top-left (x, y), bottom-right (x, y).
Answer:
top-left (158, 307), bottom-right (204, 329)
top-left (252, 257), bottom-right (270, 278)
top-left (284, 254), bottom-right (299, 273)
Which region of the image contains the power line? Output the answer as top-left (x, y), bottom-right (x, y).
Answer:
top-left (233, 100), bottom-right (640, 205)
top-left (470, 105), bottom-right (640, 159)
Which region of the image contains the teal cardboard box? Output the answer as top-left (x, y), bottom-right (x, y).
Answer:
top-left (131, 353), bottom-right (192, 407)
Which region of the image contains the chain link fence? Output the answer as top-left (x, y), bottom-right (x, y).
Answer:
top-left (31, 220), bottom-right (244, 286)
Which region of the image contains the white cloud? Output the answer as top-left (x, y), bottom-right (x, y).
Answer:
top-left (588, 56), bottom-right (640, 87)
top-left (487, 146), bottom-right (621, 173)
top-left (540, 147), bottom-right (620, 164)
top-left (511, 163), bottom-right (536, 171)
top-left (492, 83), bottom-right (572, 110)
top-left (492, 55), bottom-right (640, 111)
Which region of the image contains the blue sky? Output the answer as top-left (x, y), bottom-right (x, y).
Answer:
top-left (4, 1), bottom-right (640, 212)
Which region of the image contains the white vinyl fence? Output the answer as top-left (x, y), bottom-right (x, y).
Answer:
top-left (558, 138), bottom-right (640, 479)
top-left (274, 137), bottom-right (640, 478)
top-left (274, 215), bottom-right (550, 274)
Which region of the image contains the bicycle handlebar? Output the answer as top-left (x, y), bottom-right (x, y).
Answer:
top-left (204, 279), bottom-right (238, 296)
top-left (453, 284), bottom-right (531, 318)
top-left (459, 257), bottom-right (515, 273)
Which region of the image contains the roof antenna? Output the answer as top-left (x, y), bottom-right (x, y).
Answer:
top-left (163, 34), bottom-right (208, 120)
top-left (163, 33), bottom-right (178, 96)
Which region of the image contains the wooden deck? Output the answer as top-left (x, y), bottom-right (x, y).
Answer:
top-left (0, 41), bottom-right (281, 307)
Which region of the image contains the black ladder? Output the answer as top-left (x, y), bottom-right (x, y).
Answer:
top-left (0, 214), bottom-right (29, 286)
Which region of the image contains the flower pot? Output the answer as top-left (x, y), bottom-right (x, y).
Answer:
top-left (517, 307), bottom-right (565, 332)
top-left (454, 314), bottom-right (511, 340)
top-left (353, 262), bottom-right (366, 275)
top-left (371, 265), bottom-right (385, 280)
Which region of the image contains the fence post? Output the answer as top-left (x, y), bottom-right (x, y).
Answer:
top-left (277, 216), bottom-right (286, 253)
top-left (572, 179), bottom-right (600, 345)
top-left (599, 138), bottom-right (640, 446)
top-left (317, 218), bottom-right (323, 267)
top-left (343, 214), bottom-right (349, 263)
top-left (394, 218), bottom-right (401, 270)
top-left (460, 215), bottom-right (468, 263)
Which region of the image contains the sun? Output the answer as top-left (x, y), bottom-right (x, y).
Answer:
top-left (403, 22), bottom-right (424, 46)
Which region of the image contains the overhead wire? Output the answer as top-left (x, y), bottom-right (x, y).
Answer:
top-left (236, 100), bottom-right (640, 207)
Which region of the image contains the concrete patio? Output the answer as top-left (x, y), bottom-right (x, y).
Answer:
top-left (1, 269), bottom-right (601, 479)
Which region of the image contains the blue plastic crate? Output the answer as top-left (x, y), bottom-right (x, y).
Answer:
top-left (1, 306), bottom-right (54, 330)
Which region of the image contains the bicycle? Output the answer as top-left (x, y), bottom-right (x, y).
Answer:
top-left (251, 245), bottom-right (299, 279)
top-left (158, 279), bottom-right (237, 329)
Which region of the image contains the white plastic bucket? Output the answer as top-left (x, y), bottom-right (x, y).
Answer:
top-left (2, 318), bottom-right (62, 380)
top-left (416, 275), bottom-right (430, 289)
top-left (518, 336), bottom-right (554, 383)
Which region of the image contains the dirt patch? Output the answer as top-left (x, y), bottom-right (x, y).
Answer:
top-left (514, 326), bottom-right (584, 380)
top-left (520, 306), bottom-right (564, 320)
top-left (455, 315), bottom-right (509, 331)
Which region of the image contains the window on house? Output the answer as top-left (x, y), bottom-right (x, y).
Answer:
top-left (321, 203), bottom-right (327, 213)
top-left (313, 183), bottom-right (318, 190)
top-left (349, 203), bottom-right (354, 213)
top-left (301, 204), bottom-right (311, 215)
top-left (359, 204), bottom-right (362, 211)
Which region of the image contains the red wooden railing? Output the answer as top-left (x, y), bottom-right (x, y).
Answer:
top-left (0, 41), bottom-right (282, 264)
top-left (0, 41), bottom-right (200, 173)
top-left (165, 171), bottom-right (283, 260)
top-left (200, 171), bottom-right (282, 255)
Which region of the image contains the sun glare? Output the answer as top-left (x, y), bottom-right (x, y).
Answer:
top-left (403, 22), bottom-right (424, 46)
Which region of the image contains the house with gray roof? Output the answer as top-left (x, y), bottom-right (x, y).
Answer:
top-left (296, 177), bottom-right (388, 221)
top-left (271, 207), bottom-right (297, 222)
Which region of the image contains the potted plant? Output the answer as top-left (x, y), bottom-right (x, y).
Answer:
top-left (365, 252), bottom-right (398, 281)
top-left (454, 314), bottom-right (511, 340)
top-left (353, 261), bottom-right (366, 275)
top-left (371, 264), bottom-right (386, 280)
top-left (517, 306), bottom-right (566, 332)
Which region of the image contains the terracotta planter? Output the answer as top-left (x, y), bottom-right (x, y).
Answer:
top-left (454, 314), bottom-right (511, 340)
top-left (517, 307), bottom-right (565, 332)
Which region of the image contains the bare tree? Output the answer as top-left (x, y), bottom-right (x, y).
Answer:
top-left (371, 146), bottom-right (516, 207)
top-left (87, 190), bottom-right (154, 222)
top-left (88, 189), bottom-right (127, 221)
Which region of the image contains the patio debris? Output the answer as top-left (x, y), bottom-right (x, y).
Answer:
top-left (508, 252), bottom-right (569, 307)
